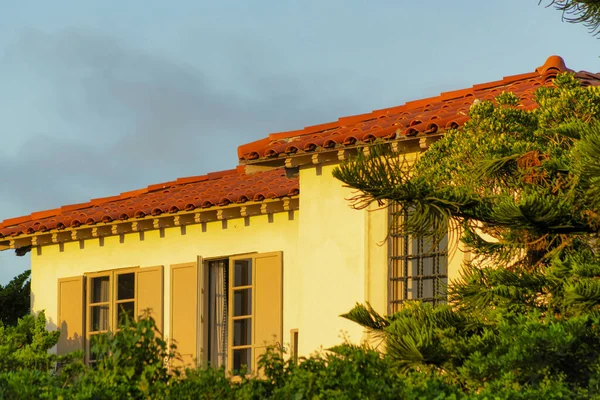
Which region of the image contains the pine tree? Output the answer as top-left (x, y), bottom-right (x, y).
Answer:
top-left (333, 73), bottom-right (600, 392)
top-left (544, 0), bottom-right (600, 35)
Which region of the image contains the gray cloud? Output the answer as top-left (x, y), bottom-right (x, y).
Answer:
top-left (0, 28), bottom-right (358, 219)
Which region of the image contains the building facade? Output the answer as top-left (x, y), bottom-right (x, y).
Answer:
top-left (1, 55), bottom-right (597, 373)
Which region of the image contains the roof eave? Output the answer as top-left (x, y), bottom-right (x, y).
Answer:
top-left (0, 196), bottom-right (300, 252)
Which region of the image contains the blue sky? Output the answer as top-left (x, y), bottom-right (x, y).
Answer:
top-left (0, 1), bottom-right (597, 283)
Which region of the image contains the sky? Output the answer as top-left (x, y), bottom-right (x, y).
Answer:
top-left (0, 1), bottom-right (597, 284)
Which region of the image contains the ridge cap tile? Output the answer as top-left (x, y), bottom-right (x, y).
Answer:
top-left (60, 202), bottom-right (93, 212)
top-left (30, 209), bottom-right (60, 220)
top-left (2, 215), bottom-right (32, 227)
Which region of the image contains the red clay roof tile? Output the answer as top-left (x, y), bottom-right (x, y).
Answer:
top-left (237, 56), bottom-right (600, 162)
top-left (0, 167), bottom-right (298, 238)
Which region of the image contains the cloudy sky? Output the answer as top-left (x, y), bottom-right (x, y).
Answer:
top-left (0, 1), bottom-right (597, 283)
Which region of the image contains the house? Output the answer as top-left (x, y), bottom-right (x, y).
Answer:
top-left (1, 55), bottom-right (598, 373)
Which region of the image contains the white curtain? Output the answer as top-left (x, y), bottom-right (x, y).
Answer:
top-left (208, 260), bottom-right (228, 368)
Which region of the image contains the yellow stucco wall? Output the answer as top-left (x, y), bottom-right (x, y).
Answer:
top-left (31, 212), bottom-right (302, 355)
top-left (30, 150), bottom-right (468, 359)
top-left (294, 163), bottom-right (369, 354)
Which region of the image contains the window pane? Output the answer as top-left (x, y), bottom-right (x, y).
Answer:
top-left (117, 273), bottom-right (135, 300)
top-left (409, 236), bottom-right (420, 255)
top-left (423, 257), bottom-right (434, 276)
top-left (422, 279), bottom-right (434, 299)
top-left (439, 255), bottom-right (449, 275)
top-left (233, 318), bottom-right (252, 346)
top-left (234, 260), bottom-right (252, 287)
top-left (91, 276), bottom-right (110, 303)
top-left (408, 258), bottom-right (418, 278)
top-left (90, 305), bottom-right (109, 332)
top-left (233, 289), bottom-right (252, 317)
top-left (232, 348), bottom-right (252, 375)
top-left (117, 301), bottom-right (135, 326)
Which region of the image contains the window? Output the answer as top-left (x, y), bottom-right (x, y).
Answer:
top-left (56, 266), bottom-right (164, 362)
top-left (229, 258), bottom-right (253, 375)
top-left (169, 252), bottom-right (283, 375)
top-left (86, 269), bottom-right (138, 363)
top-left (389, 206), bottom-right (448, 313)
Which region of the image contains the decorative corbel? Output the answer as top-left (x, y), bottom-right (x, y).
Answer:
top-left (337, 149), bottom-right (349, 161)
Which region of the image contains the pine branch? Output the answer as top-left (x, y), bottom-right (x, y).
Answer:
top-left (542, 0), bottom-right (600, 35)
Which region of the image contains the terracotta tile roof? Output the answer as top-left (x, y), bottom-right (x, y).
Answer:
top-left (238, 56), bottom-right (600, 163)
top-left (0, 166), bottom-right (298, 238)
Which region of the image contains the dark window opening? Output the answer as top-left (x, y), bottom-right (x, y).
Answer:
top-left (388, 206), bottom-right (448, 314)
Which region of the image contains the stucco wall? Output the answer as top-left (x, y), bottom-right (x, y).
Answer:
top-left (31, 212), bottom-right (302, 355)
top-left (295, 163), bottom-right (374, 353)
top-left (31, 153), bottom-right (468, 359)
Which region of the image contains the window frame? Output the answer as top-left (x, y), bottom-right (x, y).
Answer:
top-left (84, 266), bottom-right (139, 364)
top-left (113, 268), bottom-right (138, 329)
top-left (388, 206), bottom-right (448, 314)
top-left (227, 255), bottom-right (255, 376)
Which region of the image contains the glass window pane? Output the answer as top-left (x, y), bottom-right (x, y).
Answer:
top-left (233, 289), bottom-right (252, 317)
top-left (91, 276), bottom-right (110, 303)
top-left (422, 279), bottom-right (434, 299)
top-left (90, 305), bottom-right (109, 332)
top-left (117, 273), bottom-right (135, 300)
top-left (439, 255), bottom-right (449, 275)
top-left (408, 258), bottom-right (418, 278)
top-left (423, 257), bottom-right (434, 276)
top-left (117, 301), bottom-right (135, 326)
top-left (409, 236), bottom-right (419, 255)
top-left (233, 318), bottom-right (252, 346)
top-left (232, 348), bottom-right (252, 375)
top-left (234, 260), bottom-right (252, 287)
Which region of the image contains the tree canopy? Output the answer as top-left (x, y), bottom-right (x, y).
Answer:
top-left (334, 73), bottom-right (600, 394)
top-left (0, 270), bottom-right (30, 326)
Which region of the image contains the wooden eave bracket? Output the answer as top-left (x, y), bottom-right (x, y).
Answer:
top-left (0, 197), bottom-right (300, 250)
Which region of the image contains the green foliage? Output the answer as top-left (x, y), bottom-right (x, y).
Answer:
top-left (67, 312), bottom-right (175, 399)
top-left (334, 74), bottom-right (600, 309)
top-left (334, 73), bottom-right (600, 397)
top-left (0, 316), bottom-right (589, 399)
top-left (0, 270), bottom-right (30, 326)
top-left (542, 0), bottom-right (600, 36)
top-left (0, 315), bottom-right (463, 399)
top-left (0, 311), bottom-right (61, 372)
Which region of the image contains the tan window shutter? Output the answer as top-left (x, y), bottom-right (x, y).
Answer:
top-left (253, 251), bottom-right (283, 372)
top-left (57, 276), bottom-right (85, 355)
top-left (170, 260), bottom-right (201, 369)
top-left (136, 266), bottom-right (164, 334)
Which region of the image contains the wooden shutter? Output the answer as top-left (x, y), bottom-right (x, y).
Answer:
top-left (253, 251), bottom-right (283, 371)
top-left (170, 260), bottom-right (201, 368)
top-left (57, 276), bottom-right (85, 355)
top-left (137, 266), bottom-right (164, 334)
